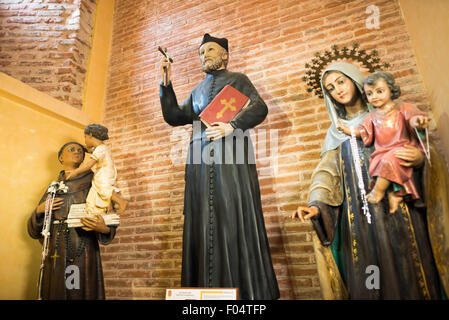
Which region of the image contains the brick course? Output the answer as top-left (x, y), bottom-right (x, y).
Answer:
top-left (0, 0), bottom-right (96, 109)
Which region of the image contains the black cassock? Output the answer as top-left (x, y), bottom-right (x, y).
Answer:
top-left (28, 171), bottom-right (116, 300)
top-left (160, 69), bottom-right (280, 300)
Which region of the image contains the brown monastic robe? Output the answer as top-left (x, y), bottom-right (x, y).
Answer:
top-left (28, 170), bottom-right (116, 300)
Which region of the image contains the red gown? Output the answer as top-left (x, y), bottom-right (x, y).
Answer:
top-left (359, 102), bottom-right (424, 199)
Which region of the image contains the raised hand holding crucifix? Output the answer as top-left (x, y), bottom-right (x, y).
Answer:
top-left (158, 46), bottom-right (173, 87)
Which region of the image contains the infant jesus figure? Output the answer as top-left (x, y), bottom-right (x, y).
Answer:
top-left (337, 71), bottom-right (429, 213)
top-left (66, 124), bottom-right (127, 215)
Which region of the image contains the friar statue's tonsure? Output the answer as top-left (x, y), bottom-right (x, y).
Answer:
top-left (159, 33), bottom-right (280, 300)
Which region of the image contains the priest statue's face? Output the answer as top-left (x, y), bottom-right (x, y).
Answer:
top-left (199, 42), bottom-right (228, 73)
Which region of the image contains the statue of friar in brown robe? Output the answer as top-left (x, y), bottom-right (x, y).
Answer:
top-left (28, 141), bottom-right (121, 300)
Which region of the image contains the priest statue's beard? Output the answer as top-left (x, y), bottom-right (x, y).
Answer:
top-left (201, 55), bottom-right (226, 73)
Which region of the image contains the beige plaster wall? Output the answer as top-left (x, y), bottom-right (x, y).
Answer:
top-left (399, 0), bottom-right (449, 162)
top-left (83, 0), bottom-right (115, 123)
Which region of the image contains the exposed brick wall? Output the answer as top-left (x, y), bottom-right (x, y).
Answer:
top-left (102, 0), bottom-right (432, 299)
top-left (0, 0), bottom-right (96, 109)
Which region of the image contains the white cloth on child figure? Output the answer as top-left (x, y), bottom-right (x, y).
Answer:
top-left (86, 144), bottom-right (119, 214)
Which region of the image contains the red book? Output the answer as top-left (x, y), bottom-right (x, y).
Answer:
top-left (199, 85), bottom-right (251, 127)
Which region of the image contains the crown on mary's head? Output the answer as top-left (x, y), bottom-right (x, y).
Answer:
top-left (303, 42), bottom-right (391, 99)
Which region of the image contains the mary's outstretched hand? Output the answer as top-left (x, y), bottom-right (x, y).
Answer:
top-left (291, 206), bottom-right (319, 223)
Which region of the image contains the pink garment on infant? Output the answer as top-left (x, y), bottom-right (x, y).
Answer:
top-left (358, 102), bottom-right (424, 199)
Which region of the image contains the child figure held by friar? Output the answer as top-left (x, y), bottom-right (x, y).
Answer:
top-left (66, 124), bottom-right (128, 215)
top-left (337, 71), bottom-right (429, 214)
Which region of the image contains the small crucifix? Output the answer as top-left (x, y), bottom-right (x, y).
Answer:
top-left (158, 46), bottom-right (173, 87)
top-left (50, 250), bottom-right (59, 269)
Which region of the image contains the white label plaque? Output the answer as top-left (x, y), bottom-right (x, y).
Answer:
top-left (165, 288), bottom-right (238, 300)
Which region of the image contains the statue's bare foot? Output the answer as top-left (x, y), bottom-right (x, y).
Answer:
top-left (388, 192), bottom-right (402, 214)
top-left (366, 189), bottom-right (385, 204)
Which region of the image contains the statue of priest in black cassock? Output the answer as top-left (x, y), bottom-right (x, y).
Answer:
top-left (159, 33), bottom-right (280, 300)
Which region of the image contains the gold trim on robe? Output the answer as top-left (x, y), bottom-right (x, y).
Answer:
top-left (308, 147), bottom-right (347, 299)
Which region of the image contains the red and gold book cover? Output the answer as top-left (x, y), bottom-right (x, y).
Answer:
top-left (199, 85), bottom-right (251, 127)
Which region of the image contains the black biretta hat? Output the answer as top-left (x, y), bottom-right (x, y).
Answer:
top-left (199, 33), bottom-right (228, 52)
